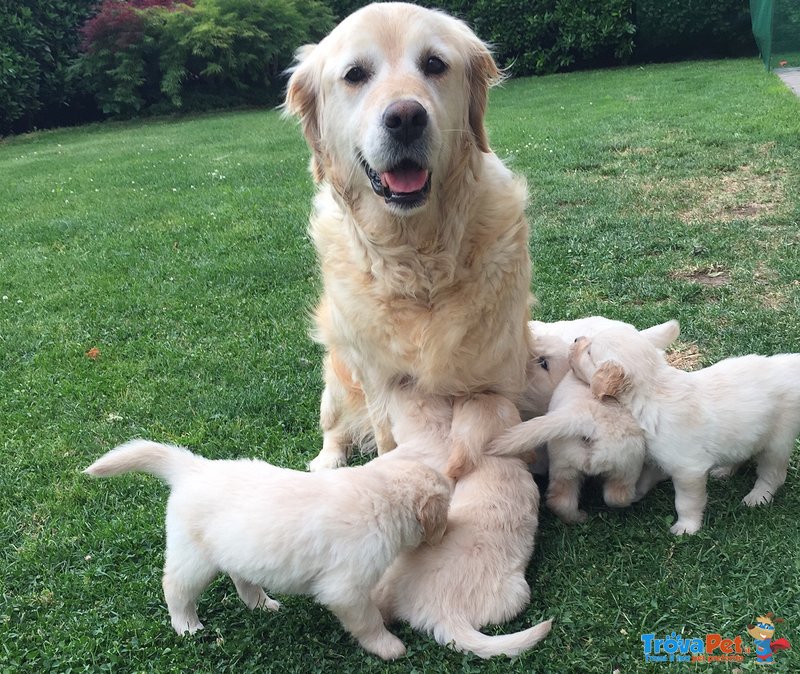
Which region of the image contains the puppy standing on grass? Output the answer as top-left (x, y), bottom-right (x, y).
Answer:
top-left (489, 320), bottom-right (679, 523)
top-left (84, 440), bottom-right (450, 660)
top-left (570, 325), bottom-right (800, 535)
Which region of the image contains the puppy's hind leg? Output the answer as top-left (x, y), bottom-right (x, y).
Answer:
top-left (743, 441), bottom-right (791, 506)
top-left (162, 554), bottom-right (217, 635)
top-left (231, 574), bottom-right (280, 612)
top-left (547, 464), bottom-right (587, 524)
top-left (328, 596), bottom-right (406, 661)
top-left (669, 473), bottom-right (707, 535)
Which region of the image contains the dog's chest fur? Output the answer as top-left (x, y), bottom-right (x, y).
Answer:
top-left (310, 169), bottom-right (531, 398)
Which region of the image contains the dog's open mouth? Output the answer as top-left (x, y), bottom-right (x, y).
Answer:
top-left (362, 158), bottom-right (431, 208)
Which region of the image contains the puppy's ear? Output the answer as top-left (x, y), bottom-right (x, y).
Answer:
top-left (590, 361), bottom-right (629, 401)
top-left (283, 44), bottom-right (324, 182)
top-left (640, 319), bottom-right (680, 350)
top-left (467, 41), bottom-right (502, 153)
top-left (417, 493), bottom-right (449, 544)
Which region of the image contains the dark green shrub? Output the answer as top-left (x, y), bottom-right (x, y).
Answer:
top-left (0, 0), bottom-right (97, 135)
top-left (633, 0), bottom-right (754, 61)
top-left (456, 0), bottom-right (636, 74)
top-left (155, 0), bottom-right (334, 110)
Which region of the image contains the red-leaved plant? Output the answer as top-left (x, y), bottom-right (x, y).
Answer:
top-left (80, 0), bottom-right (192, 53)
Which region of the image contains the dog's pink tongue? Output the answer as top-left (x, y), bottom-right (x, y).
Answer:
top-left (381, 167), bottom-right (429, 194)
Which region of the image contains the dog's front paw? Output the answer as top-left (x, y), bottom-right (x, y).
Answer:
top-left (308, 452), bottom-right (347, 471)
top-left (670, 520), bottom-right (700, 536)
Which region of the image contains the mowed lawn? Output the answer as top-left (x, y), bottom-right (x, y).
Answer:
top-left (2, 58), bottom-right (800, 673)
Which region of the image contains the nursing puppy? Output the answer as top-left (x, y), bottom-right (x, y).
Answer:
top-left (496, 370), bottom-right (646, 523)
top-left (84, 440), bottom-right (450, 660)
top-left (285, 3), bottom-right (533, 476)
top-left (491, 320), bottom-right (679, 522)
top-left (372, 391), bottom-right (552, 658)
top-left (570, 325), bottom-right (800, 535)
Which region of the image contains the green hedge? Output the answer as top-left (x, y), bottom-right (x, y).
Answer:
top-left (0, 0), bottom-right (96, 135)
top-left (634, 0), bottom-right (753, 61)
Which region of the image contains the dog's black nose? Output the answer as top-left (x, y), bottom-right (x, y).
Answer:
top-left (383, 100), bottom-right (428, 145)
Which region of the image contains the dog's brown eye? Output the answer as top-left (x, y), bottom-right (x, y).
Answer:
top-left (344, 66), bottom-right (368, 84)
top-left (537, 356), bottom-right (549, 371)
top-left (423, 56), bottom-right (447, 76)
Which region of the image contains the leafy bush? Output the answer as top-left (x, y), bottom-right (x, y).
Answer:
top-left (633, 0), bottom-right (753, 61)
top-left (457, 0), bottom-right (636, 75)
top-left (73, 0), bottom-right (334, 117)
top-left (0, 0), bottom-right (96, 135)
top-left (72, 0), bottom-right (189, 115)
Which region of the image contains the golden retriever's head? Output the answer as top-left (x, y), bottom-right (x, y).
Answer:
top-left (569, 320), bottom-right (680, 401)
top-left (284, 2), bottom-right (500, 215)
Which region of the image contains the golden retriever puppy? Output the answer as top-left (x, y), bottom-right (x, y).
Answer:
top-left (84, 440), bottom-right (450, 660)
top-left (497, 371), bottom-right (645, 523)
top-left (517, 330), bottom-right (573, 421)
top-left (570, 324), bottom-right (800, 535)
top-left (490, 320), bottom-right (680, 523)
top-left (372, 391), bottom-right (552, 658)
top-left (284, 3), bottom-right (533, 475)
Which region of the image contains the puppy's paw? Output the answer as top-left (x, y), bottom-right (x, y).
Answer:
top-left (308, 452), bottom-right (347, 471)
top-left (548, 503), bottom-right (588, 524)
top-left (263, 597), bottom-right (281, 612)
top-left (670, 520), bottom-right (700, 536)
top-left (603, 482), bottom-right (635, 508)
top-left (251, 592), bottom-right (281, 612)
top-left (172, 618), bottom-right (204, 635)
top-left (367, 633), bottom-right (406, 661)
top-left (742, 489), bottom-right (774, 507)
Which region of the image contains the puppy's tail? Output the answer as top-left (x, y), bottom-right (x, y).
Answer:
top-left (487, 411), bottom-right (593, 458)
top-left (84, 439), bottom-right (200, 486)
top-left (435, 616), bottom-right (552, 659)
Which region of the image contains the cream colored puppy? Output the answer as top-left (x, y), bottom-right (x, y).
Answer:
top-left (84, 440), bottom-right (450, 660)
top-left (491, 320), bottom-right (679, 523)
top-left (372, 391), bottom-right (552, 658)
top-left (570, 325), bottom-right (800, 535)
top-left (285, 3), bottom-right (533, 477)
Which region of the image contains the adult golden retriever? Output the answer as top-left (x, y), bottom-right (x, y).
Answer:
top-left (284, 3), bottom-right (533, 474)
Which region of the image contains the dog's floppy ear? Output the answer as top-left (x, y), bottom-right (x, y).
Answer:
top-left (417, 492), bottom-right (449, 544)
top-left (590, 361), bottom-right (629, 401)
top-left (640, 319), bottom-right (680, 350)
top-left (467, 40), bottom-right (502, 153)
top-left (283, 44), bottom-right (324, 182)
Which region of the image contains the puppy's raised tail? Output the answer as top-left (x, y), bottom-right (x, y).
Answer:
top-left (84, 439), bottom-right (199, 486)
top-left (488, 411), bottom-right (593, 458)
top-left (435, 616), bottom-right (552, 659)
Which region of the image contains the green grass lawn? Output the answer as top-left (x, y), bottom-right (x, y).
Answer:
top-left (2, 58), bottom-right (800, 673)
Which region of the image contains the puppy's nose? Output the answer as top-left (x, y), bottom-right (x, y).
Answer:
top-left (383, 100), bottom-right (428, 145)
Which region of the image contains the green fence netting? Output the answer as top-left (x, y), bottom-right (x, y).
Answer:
top-left (751, 0), bottom-right (800, 69)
